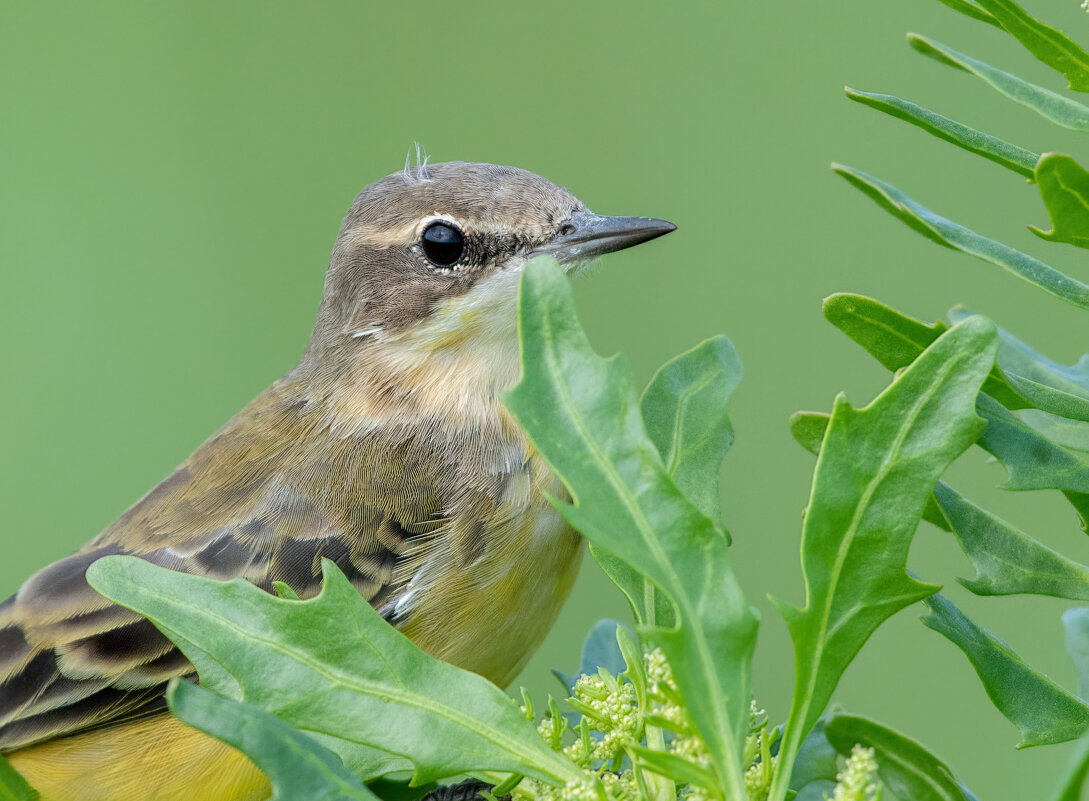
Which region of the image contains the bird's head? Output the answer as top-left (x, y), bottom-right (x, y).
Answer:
top-left (300, 161), bottom-right (674, 400)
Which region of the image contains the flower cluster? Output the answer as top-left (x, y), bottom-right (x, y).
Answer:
top-left (831, 745), bottom-right (880, 801)
top-left (511, 641), bottom-right (865, 801)
top-left (567, 671), bottom-right (640, 764)
top-left (740, 701), bottom-right (777, 801)
top-left (643, 648), bottom-right (710, 773)
top-left (515, 661), bottom-right (644, 801)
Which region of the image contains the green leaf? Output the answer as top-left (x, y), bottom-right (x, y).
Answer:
top-left (909, 35), bottom-right (1089, 132)
top-left (922, 593), bottom-right (1089, 746)
top-left (1021, 410), bottom-right (1089, 453)
top-left (0, 755), bottom-right (37, 801)
top-left (1031, 154), bottom-right (1089, 248)
top-left (768, 316), bottom-right (997, 800)
top-left (833, 164), bottom-right (1089, 310)
top-left (976, 394), bottom-right (1089, 492)
top-left (950, 308), bottom-right (1089, 401)
top-left (503, 258), bottom-right (758, 801)
top-left (951, 307), bottom-right (1089, 430)
top-left (627, 744), bottom-right (719, 789)
top-left (1067, 491), bottom-right (1089, 535)
top-left (936, 0), bottom-right (1002, 27)
top-left (1050, 735), bottom-right (1089, 801)
top-left (593, 337), bottom-right (741, 629)
top-left (167, 680), bottom-right (378, 801)
top-left (273, 580), bottom-right (301, 600)
top-left (1058, 613), bottom-right (1089, 798)
top-left (788, 411), bottom-right (831, 457)
top-left (824, 714), bottom-right (973, 801)
top-left (1010, 377), bottom-right (1089, 423)
top-left (641, 334), bottom-right (741, 525)
top-left (825, 299), bottom-right (1089, 516)
top-left (823, 293), bottom-right (947, 368)
top-left (789, 410), bottom-right (952, 532)
top-left (86, 557), bottom-right (584, 788)
top-left (588, 545), bottom-right (675, 630)
top-left (822, 295), bottom-right (1023, 408)
top-left (973, 0), bottom-right (1089, 92)
top-left (1064, 608), bottom-right (1089, 699)
top-left (933, 481), bottom-right (1089, 599)
top-left (553, 619), bottom-right (628, 696)
top-left (793, 783), bottom-right (835, 801)
top-left (845, 88), bottom-right (1038, 178)
top-left (789, 717), bottom-right (840, 793)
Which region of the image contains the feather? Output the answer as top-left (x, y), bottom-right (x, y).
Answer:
top-left (0, 378), bottom-right (436, 751)
top-left (401, 142), bottom-right (432, 185)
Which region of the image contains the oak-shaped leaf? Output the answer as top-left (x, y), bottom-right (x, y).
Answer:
top-left (768, 315), bottom-right (997, 797)
top-left (87, 557), bottom-right (584, 789)
top-left (504, 258), bottom-right (757, 801)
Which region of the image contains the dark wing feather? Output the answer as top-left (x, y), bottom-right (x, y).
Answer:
top-left (0, 381), bottom-right (444, 751)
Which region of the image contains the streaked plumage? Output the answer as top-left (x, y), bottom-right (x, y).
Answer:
top-left (0, 161), bottom-right (674, 800)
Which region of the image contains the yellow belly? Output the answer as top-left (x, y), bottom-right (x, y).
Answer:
top-left (8, 716), bottom-right (268, 801)
top-left (401, 501), bottom-right (584, 688)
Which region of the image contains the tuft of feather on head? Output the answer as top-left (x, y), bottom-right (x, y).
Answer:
top-left (402, 142), bottom-right (432, 186)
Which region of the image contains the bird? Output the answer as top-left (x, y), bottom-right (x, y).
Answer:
top-left (0, 159), bottom-right (676, 801)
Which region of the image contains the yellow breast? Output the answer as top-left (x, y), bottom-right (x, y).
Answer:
top-left (397, 461), bottom-right (584, 689)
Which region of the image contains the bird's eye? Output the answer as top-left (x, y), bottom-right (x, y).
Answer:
top-left (420, 221), bottom-right (465, 267)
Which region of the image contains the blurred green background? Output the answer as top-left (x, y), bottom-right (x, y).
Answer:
top-left (2, 1), bottom-right (1089, 797)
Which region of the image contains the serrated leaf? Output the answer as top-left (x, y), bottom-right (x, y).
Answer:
top-left (167, 680), bottom-right (377, 801)
top-left (923, 593), bottom-right (1089, 746)
top-left (0, 755), bottom-right (37, 801)
top-left (909, 35), bottom-right (1089, 132)
top-left (620, 334), bottom-right (742, 619)
top-left (937, 0), bottom-right (1002, 27)
top-left (553, 619), bottom-right (628, 696)
top-left (592, 337), bottom-right (741, 629)
top-left (1031, 154), bottom-right (1089, 248)
top-left (768, 317), bottom-right (997, 799)
top-left (821, 293), bottom-right (1021, 407)
top-left (641, 334), bottom-right (741, 525)
top-left (845, 88), bottom-right (1038, 178)
top-left (823, 299), bottom-right (1089, 518)
top-left (825, 714), bottom-right (974, 801)
top-left (789, 410), bottom-right (952, 532)
top-left (950, 307), bottom-right (1089, 401)
top-left (834, 164), bottom-right (1089, 310)
top-left (933, 481), bottom-right (1089, 599)
top-left (1007, 375), bottom-right (1089, 423)
top-left (973, 0), bottom-right (1089, 92)
top-left (86, 557), bottom-right (583, 788)
top-left (823, 293), bottom-right (947, 368)
top-left (976, 394), bottom-right (1089, 492)
top-left (503, 258), bottom-right (757, 801)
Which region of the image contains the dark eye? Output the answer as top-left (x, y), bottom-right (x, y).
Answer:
top-left (421, 221), bottom-right (465, 267)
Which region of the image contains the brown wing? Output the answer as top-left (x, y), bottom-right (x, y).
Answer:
top-left (0, 380), bottom-right (446, 751)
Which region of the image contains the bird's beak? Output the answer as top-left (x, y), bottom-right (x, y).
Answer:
top-left (532, 211), bottom-right (676, 266)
